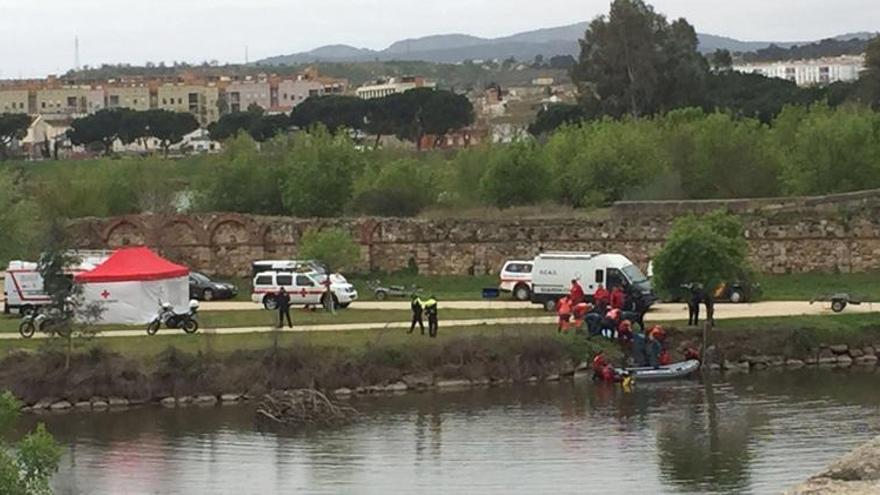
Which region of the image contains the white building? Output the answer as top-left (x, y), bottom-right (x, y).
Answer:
top-left (355, 76), bottom-right (435, 99)
top-left (276, 78), bottom-right (325, 111)
top-left (732, 55), bottom-right (865, 87)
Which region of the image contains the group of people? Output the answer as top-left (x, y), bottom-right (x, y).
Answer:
top-left (408, 295), bottom-right (439, 338)
top-left (555, 280), bottom-right (642, 339)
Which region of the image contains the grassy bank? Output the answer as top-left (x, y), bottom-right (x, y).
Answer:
top-left (0, 307), bottom-right (543, 334)
top-left (0, 326), bottom-right (611, 405)
top-left (756, 272), bottom-right (880, 302)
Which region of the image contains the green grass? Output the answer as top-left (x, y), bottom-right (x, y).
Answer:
top-left (757, 272), bottom-right (880, 302)
top-left (0, 324), bottom-right (559, 359)
top-left (0, 307), bottom-right (544, 334)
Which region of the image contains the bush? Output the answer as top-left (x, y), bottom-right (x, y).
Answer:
top-left (479, 141), bottom-right (547, 208)
top-left (352, 158), bottom-right (436, 216)
top-left (281, 127), bottom-right (365, 217)
top-left (652, 211), bottom-right (750, 297)
top-left (298, 227), bottom-right (361, 272)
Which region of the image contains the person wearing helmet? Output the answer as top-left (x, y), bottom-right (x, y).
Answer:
top-left (423, 295), bottom-right (439, 338)
top-left (408, 295), bottom-right (425, 335)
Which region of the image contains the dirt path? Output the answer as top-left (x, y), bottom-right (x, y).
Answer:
top-left (204, 300), bottom-right (879, 318)
top-left (1, 300), bottom-right (876, 341)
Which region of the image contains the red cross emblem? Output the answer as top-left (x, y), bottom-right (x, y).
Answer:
top-left (300, 288), bottom-right (308, 298)
top-left (100, 290), bottom-right (111, 299)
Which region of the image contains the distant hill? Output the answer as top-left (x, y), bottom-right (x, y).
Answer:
top-left (257, 22), bottom-right (876, 66)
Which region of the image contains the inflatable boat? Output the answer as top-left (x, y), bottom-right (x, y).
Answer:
top-left (619, 360), bottom-right (701, 381)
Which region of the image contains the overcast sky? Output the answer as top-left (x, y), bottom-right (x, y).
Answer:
top-left (1, 0), bottom-right (877, 78)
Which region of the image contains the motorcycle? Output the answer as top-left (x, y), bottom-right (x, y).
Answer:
top-left (146, 300), bottom-right (200, 335)
top-left (19, 299), bottom-right (74, 339)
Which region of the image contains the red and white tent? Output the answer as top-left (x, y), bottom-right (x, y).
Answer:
top-left (74, 247), bottom-right (190, 325)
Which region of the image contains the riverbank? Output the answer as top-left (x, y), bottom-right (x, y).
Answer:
top-left (787, 435), bottom-right (880, 494)
top-left (3, 313), bottom-right (879, 412)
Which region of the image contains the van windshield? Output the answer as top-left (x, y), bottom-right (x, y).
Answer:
top-left (622, 264), bottom-right (648, 284)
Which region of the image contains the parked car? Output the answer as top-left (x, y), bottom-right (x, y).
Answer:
top-left (714, 281), bottom-right (762, 304)
top-left (251, 259), bottom-right (327, 278)
top-left (498, 260), bottom-right (534, 301)
top-left (189, 272), bottom-right (237, 301)
top-left (251, 271), bottom-right (357, 309)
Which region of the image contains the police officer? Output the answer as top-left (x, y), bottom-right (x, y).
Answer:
top-left (422, 295), bottom-right (439, 338)
top-left (408, 295), bottom-right (425, 335)
top-left (276, 287), bottom-right (292, 329)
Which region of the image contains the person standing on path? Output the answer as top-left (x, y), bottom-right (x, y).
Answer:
top-left (408, 295), bottom-right (425, 335)
top-left (684, 283), bottom-right (704, 326)
top-left (569, 279), bottom-right (585, 305)
top-left (276, 287), bottom-right (293, 329)
top-left (423, 296), bottom-right (439, 338)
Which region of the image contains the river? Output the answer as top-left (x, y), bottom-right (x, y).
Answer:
top-left (24, 369), bottom-right (880, 495)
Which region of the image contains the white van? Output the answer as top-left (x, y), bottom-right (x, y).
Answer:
top-left (251, 271), bottom-right (357, 309)
top-left (498, 260), bottom-right (534, 301)
top-left (530, 252), bottom-right (656, 311)
top-left (3, 251), bottom-right (112, 315)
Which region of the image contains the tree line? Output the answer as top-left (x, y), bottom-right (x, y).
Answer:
top-left (210, 87), bottom-right (474, 150)
top-left (67, 109), bottom-right (200, 157)
top-left (532, 0), bottom-right (880, 135)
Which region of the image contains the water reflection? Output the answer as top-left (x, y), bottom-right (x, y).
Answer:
top-left (20, 370), bottom-right (880, 495)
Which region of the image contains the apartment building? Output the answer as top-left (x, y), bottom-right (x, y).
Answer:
top-left (35, 87), bottom-right (104, 116)
top-left (276, 79), bottom-right (325, 110)
top-left (0, 89), bottom-right (29, 114)
top-left (104, 85), bottom-right (151, 111)
top-left (157, 84), bottom-right (220, 124)
top-left (356, 76), bottom-right (435, 99)
top-left (225, 80), bottom-right (271, 113)
top-left (732, 55), bottom-right (865, 87)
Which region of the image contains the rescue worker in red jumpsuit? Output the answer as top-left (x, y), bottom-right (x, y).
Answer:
top-left (592, 352), bottom-right (609, 381)
top-left (556, 296), bottom-right (573, 333)
top-left (569, 279), bottom-right (585, 305)
top-left (593, 284), bottom-right (610, 314)
top-left (610, 285), bottom-right (626, 310)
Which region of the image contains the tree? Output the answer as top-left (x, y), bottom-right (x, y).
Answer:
top-left (709, 49), bottom-right (733, 72)
top-left (861, 37), bottom-right (880, 109)
top-left (68, 109), bottom-right (125, 155)
top-left (479, 142), bottom-right (548, 208)
top-left (392, 88), bottom-right (474, 149)
top-left (0, 391), bottom-right (62, 495)
top-left (143, 110), bottom-right (199, 157)
top-left (281, 126), bottom-right (364, 217)
top-left (196, 133), bottom-right (286, 215)
top-left (37, 222), bottom-right (106, 370)
top-left (0, 169), bottom-right (42, 266)
top-left (297, 228), bottom-right (361, 273)
top-left (528, 104), bottom-right (588, 136)
top-left (209, 107), bottom-right (289, 142)
top-left (704, 72), bottom-right (823, 124)
top-left (652, 211), bottom-right (750, 298)
top-left (571, 0), bottom-right (707, 118)
top-left (289, 96), bottom-right (368, 133)
top-left (776, 104), bottom-right (880, 195)
top-left (0, 114), bottom-right (30, 160)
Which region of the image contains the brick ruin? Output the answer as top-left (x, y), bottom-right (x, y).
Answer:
top-left (66, 190), bottom-right (880, 277)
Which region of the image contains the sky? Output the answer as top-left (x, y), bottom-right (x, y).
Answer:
top-left (0, 0), bottom-right (877, 78)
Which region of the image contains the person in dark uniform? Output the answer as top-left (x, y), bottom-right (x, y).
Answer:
top-left (408, 295), bottom-right (425, 335)
top-left (276, 287), bottom-right (292, 329)
top-left (684, 283), bottom-right (705, 326)
top-left (423, 296), bottom-right (439, 338)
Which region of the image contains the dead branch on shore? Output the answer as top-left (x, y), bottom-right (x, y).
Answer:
top-left (256, 389), bottom-right (359, 427)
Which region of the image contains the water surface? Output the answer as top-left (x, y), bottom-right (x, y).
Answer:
top-left (26, 370), bottom-right (880, 495)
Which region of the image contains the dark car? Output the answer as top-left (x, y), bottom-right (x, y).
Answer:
top-left (189, 272), bottom-right (237, 301)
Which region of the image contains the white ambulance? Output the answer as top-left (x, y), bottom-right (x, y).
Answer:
top-left (3, 251), bottom-right (112, 316)
top-left (251, 271), bottom-right (358, 309)
top-left (530, 251), bottom-right (656, 312)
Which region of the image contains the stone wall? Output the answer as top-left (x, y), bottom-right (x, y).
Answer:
top-left (67, 190), bottom-right (880, 276)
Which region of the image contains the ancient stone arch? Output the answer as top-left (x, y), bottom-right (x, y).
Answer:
top-left (102, 218), bottom-right (148, 247)
top-left (207, 215), bottom-right (255, 246)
